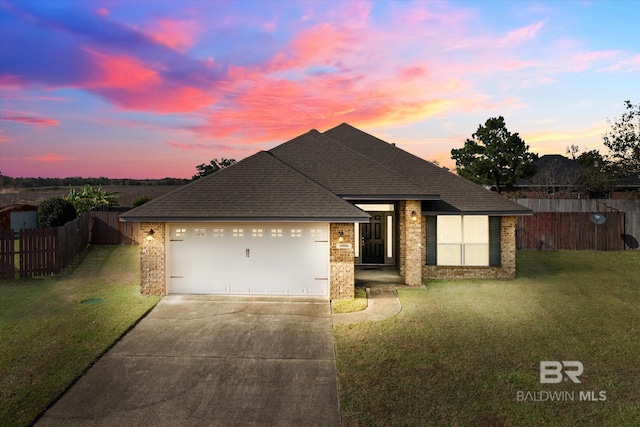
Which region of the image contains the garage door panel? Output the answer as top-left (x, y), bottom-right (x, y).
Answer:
top-left (169, 223), bottom-right (329, 296)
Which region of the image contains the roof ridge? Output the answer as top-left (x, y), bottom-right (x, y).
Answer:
top-left (324, 124), bottom-right (530, 213)
top-left (261, 151), bottom-right (370, 210)
top-left (322, 126), bottom-right (437, 195)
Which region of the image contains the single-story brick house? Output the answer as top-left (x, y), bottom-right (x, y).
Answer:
top-left (121, 124), bottom-right (531, 299)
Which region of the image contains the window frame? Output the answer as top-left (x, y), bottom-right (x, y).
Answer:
top-left (426, 215), bottom-right (496, 267)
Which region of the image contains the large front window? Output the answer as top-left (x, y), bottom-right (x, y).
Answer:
top-left (434, 215), bottom-right (490, 266)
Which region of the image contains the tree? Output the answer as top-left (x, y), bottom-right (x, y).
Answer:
top-left (575, 149), bottom-right (615, 198)
top-left (603, 100), bottom-right (640, 178)
top-left (192, 158), bottom-right (236, 180)
top-left (66, 184), bottom-right (119, 215)
top-left (451, 116), bottom-right (538, 194)
top-left (37, 197), bottom-right (77, 228)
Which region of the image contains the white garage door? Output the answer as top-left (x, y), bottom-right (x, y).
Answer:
top-left (168, 223), bottom-right (329, 296)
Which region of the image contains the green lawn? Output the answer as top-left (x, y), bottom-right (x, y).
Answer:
top-left (332, 286), bottom-right (368, 313)
top-left (0, 245), bottom-right (161, 427)
top-left (334, 251), bottom-right (640, 426)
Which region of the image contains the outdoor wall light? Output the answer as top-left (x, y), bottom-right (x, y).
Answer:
top-left (411, 211), bottom-right (417, 222)
top-left (338, 230), bottom-right (344, 243)
top-left (146, 229), bottom-right (155, 241)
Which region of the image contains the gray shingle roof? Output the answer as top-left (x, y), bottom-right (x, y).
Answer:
top-left (323, 123), bottom-right (531, 214)
top-left (122, 123), bottom-right (531, 222)
top-left (120, 151), bottom-right (370, 222)
top-left (270, 129), bottom-right (437, 199)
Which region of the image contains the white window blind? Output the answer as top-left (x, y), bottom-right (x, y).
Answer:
top-left (436, 215), bottom-right (489, 266)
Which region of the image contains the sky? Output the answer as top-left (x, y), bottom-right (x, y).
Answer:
top-left (1, 0), bottom-right (639, 179)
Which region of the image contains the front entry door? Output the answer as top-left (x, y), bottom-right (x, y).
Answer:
top-left (362, 213), bottom-right (384, 263)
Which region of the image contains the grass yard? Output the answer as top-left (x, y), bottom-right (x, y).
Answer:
top-left (332, 286), bottom-right (368, 313)
top-left (334, 251), bottom-right (640, 426)
top-left (0, 245), bottom-right (161, 427)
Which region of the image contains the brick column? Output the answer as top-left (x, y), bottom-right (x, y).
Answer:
top-left (139, 222), bottom-right (166, 295)
top-left (501, 216), bottom-right (517, 278)
top-left (399, 200), bottom-right (423, 287)
top-left (330, 223), bottom-right (355, 299)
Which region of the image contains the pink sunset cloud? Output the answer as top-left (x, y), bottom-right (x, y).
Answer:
top-left (25, 153), bottom-right (72, 163)
top-left (145, 19), bottom-right (198, 51)
top-left (168, 141), bottom-right (211, 151)
top-left (1, 1), bottom-right (637, 179)
top-left (498, 21), bottom-right (545, 47)
top-left (601, 54), bottom-right (640, 72)
top-left (0, 113), bottom-right (59, 126)
top-left (82, 48), bottom-right (160, 90)
top-left (0, 131), bottom-right (10, 144)
top-left (79, 48), bottom-right (215, 113)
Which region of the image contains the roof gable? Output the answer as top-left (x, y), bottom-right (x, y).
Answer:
top-left (324, 123), bottom-right (530, 214)
top-left (121, 151), bottom-right (369, 222)
top-left (270, 129), bottom-right (435, 199)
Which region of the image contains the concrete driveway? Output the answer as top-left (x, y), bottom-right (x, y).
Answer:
top-left (37, 295), bottom-right (340, 426)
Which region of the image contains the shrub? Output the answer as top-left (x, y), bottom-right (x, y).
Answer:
top-left (37, 197), bottom-right (77, 228)
top-left (133, 196), bottom-right (152, 207)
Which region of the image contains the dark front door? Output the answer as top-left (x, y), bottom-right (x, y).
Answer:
top-left (362, 213), bottom-right (384, 263)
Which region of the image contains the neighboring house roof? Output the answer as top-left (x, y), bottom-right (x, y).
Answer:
top-left (516, 155), bottom-right (584, 187)
top-left (121, 123), bottom-right (531, 222)
top-left (323, 123), bottom-right (530, 214)
top-left (120, 151), bottom-right (370, 222)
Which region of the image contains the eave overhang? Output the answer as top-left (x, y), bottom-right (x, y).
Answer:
top-left (341, 194), bottom-right (440, 201)
top-left (120, 215), bottom-right (371, 223)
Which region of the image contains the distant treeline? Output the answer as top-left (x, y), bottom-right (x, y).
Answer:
top-left (0, 174), bottom-right (190, 188)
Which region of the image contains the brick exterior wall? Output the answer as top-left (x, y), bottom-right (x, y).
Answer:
top-left (398, 200), bottom-right (423, 287)
top-left (422, 216), bottom-right (517, 280)
top-left (139, 222), bottom-right (166, 295)
top-left (330, 223), bottom-right (355, 299)
top-left (136, 216), bottom-right (517, 298)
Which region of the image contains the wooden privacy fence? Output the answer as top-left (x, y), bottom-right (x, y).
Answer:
top-left (516, 212), bottom-right (625, 251)
top-left (515, 199), bottom-right (640, 250)
top-left (89, 210), bottom-right (139, 245)
top-left (0, 210), bottom-right (139, 279)
top-left (0, 214), bottom-right (89, 279)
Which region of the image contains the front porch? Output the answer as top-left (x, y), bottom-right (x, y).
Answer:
top-left (355, 266), bottom-right (405, 289)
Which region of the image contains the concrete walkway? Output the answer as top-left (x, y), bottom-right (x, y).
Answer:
top-left (37, 296), bottom-right (340, 427)
top-left (332, 268), bottom-right (406, 325)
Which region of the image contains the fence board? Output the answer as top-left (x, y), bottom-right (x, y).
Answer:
top-left (58, 214), bottom-right (89, 267)
top-left (20, 228), bottom-right (58, 277)
top-left (0, 229), bottom-right (15, 279)
top-left (517, 212), bottom-right (625, 251)
top-left (515, 198), bottom-right (639, 250)
top-left (89, 210), bottom-right (139, 245)
top-left (623, 212), bottom-right (640, 249)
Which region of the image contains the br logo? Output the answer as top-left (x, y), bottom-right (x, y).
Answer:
top-left (540, 361), bottom-right (584, 384)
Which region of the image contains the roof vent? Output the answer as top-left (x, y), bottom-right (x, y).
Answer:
top-left (391, 143), bottom-right (396, 147)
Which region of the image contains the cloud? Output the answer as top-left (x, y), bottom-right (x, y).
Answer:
top-left (565, 50), bottom-right (621, 72)
top-left (95, 8), bottom-right (109, 17)
top-left (522, 125), bottom-right (607, 156)
top-left (144, 19), bottom-right (199, 51)
top-left (0, 113), bottom-right (59, 126)
top-left (168, 141), bottom-right (211, 151)
top-left (82, 48), bottom-right (160, 89)
top-left (498, 21), bottom-right (545, 47)
top-left (601, 54), bottom-right (640, 72)
top-left (25, 153), bottom-right (72, 163)
top-left (0, 130), bottom-right (10, 144)
top-left (0, 3), bottom-right (224, 113)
